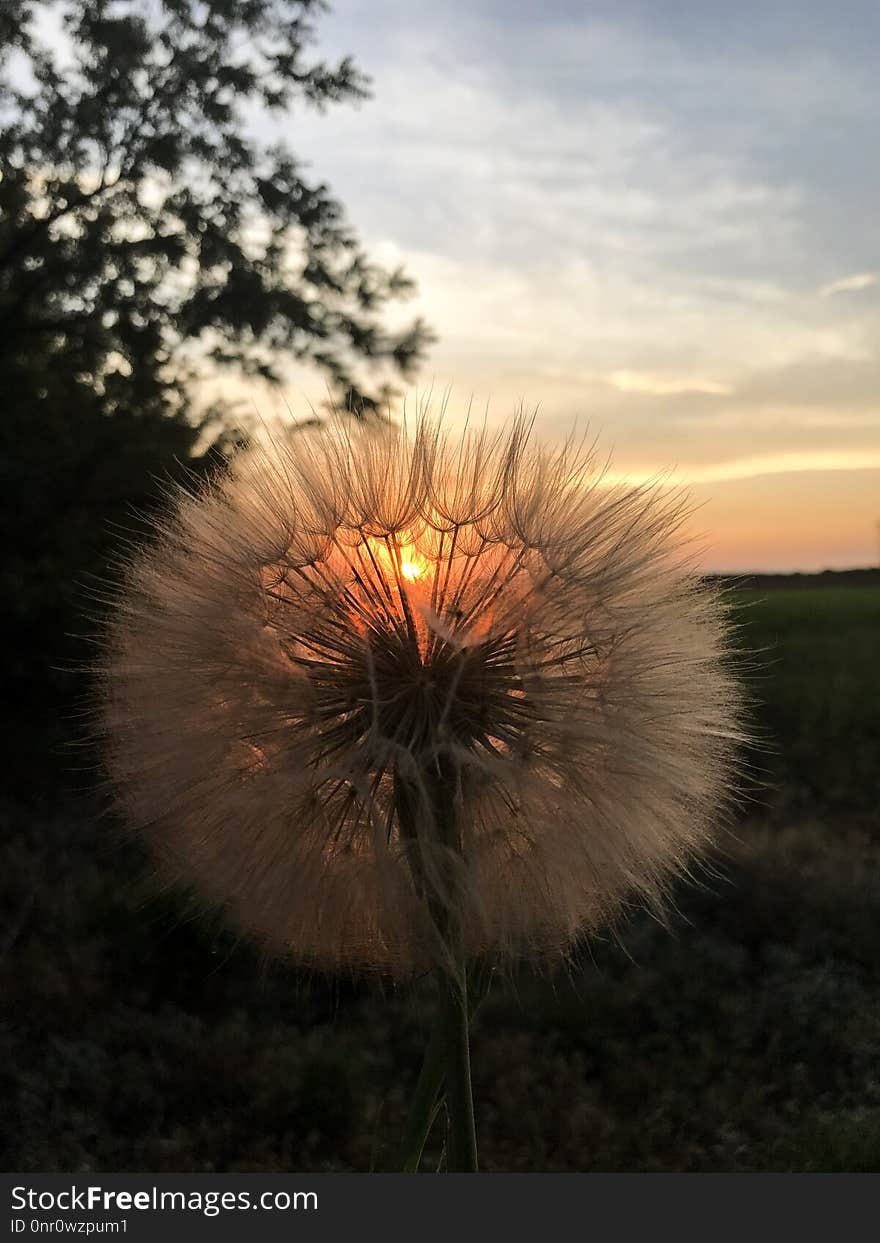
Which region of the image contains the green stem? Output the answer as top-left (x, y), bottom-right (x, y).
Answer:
top-left (394, 763), bottom-right (479, 1173)
top-left (396, 961), bottom-right (493, 1171)
top-left (397, 1014), bottom-right (446, 1172)
top-left (440, 957), bottom-right (478, 1172)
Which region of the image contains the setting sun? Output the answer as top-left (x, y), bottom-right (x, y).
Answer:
top-left (399, 547), bottom-right (426, 582)
top-left (400, 557), bottom-right (424, 582)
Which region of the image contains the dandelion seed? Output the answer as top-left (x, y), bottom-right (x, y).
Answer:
top-left (100, 411), bottom-right (745, 981)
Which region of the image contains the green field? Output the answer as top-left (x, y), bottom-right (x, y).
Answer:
top-left (733, 586), bottom-right (880, 815)
top-left (2, 580), bottom-right (878, 1171)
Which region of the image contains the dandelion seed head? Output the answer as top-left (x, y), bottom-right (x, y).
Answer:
top-left (101, 410), bottom-right (746, 977)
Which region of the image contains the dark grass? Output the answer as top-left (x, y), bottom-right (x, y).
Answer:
top-left (733, 585), bottom-right (880, 815)
top-left (2, 577), bottom-right (878, 1171)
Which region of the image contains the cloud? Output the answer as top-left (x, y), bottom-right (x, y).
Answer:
top-left (819, 272), bottom-right (878, 297)
top-left (604, 448), bottom-right (880, 487)
top-left (238, 3), bottom-right (880, 569)
top-left (607, 371), bottom-right (733, 397)
top-left (282, 31), bottom-right (805, 275)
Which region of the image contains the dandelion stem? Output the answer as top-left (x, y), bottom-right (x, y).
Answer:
top-left (440, 954), bottom-right (478, 1172)
top-left (394, 764), bottom-right (479, 1173)
top-left (397, 1017), bottom-right (445, 1172)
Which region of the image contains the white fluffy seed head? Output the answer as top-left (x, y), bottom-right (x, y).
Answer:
top-left (100, 411), bottom-right (746, 978)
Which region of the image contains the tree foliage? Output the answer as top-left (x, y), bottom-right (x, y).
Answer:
top-left (0, 0), bottom-right (432, 788)
top-left (0, 0), bottom-right (431, 420)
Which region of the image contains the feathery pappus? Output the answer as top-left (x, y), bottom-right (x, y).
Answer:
top-left (100, 411), bottom-right (745, 977)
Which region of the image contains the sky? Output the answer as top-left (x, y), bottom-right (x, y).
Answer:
top-left (252, 0), bottom-right (880, 572)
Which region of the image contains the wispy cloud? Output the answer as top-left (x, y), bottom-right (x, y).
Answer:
top-left (819, 272), bottom-right (878, 297)
top-left (605, 448), bottom-right (880, 487)
top-left (248, 0), bottom-right (880, 568)
top-left (607, 371), bottom-right (733, 397)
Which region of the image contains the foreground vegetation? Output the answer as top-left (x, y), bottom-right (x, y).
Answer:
top-left (2, 577), bottom-right (878, 1171)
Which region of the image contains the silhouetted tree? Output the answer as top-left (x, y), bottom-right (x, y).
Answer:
top-left (0, 0), bottom-right (432, 789)
top-left (0, 0), bottom-right (430, 419)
